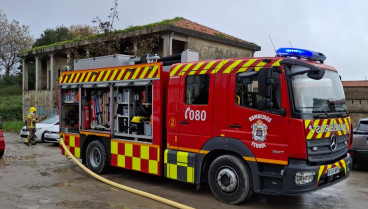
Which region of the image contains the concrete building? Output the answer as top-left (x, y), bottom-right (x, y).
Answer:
top-left (342, 80), bottom-right (368, 126)
top-left (19, 18), bottom-right (261, 120)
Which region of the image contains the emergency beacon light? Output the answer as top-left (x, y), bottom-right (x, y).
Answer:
top-left (276, 48), bottom-right (326, 63)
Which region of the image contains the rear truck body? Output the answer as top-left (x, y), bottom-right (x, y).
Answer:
top-left (58, 48), bottom-right (352, 204)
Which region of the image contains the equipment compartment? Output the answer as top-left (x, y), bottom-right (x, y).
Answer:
top-left (60, 88), bottom-right (79, 133)
top-left (114, 84), bottom-right (153, 142)
top-left (81, 87), bottom-right (111, 131)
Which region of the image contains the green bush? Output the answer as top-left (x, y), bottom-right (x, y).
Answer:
top-left (0, 85), bottom-right (22, 96)
top-left (2, 120), bottom-right (24, 132)
top-left (0, 95), bottom-right (22, 121)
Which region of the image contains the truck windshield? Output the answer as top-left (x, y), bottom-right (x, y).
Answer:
top-left (290, 65), bottom-right (347, 114)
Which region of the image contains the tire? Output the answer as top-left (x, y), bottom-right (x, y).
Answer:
top-left (41, 132), bottom-right (45, 143)
top-left (208, 155), bottom-right (253, 204)
top-left (86, 140), bottom-right (108, 174)
top-left (0, 150), bottom-right (4, 158)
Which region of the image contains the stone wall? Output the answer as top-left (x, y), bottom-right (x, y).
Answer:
top-left (344, 87), bottom-right (368, 127)
top-left (187, 36), bottom-right (253, 60)
top-left (22, 90), bottom-right (58, 120)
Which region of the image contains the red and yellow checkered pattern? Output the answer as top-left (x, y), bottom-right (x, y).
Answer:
top-left (317, 158), bottom-right (347, 184)
top-left (169, 58), bottom-right (282, 77)
top-left (60, 133), bottom-right (81, 158)
top-left (110, 140), bottom-right (160, 175)
top-left (59, 63), bottom-right (160, 84)
top-left (304, 117), bottom-right (351, 140)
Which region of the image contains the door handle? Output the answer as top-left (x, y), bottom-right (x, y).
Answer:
top-left (180, 121), bottom-right (189, 125)
top-left (229, 124), bottom-right (242, 128)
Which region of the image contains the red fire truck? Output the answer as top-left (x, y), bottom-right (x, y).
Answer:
top-left (58, 48), bottom-right (352, 204)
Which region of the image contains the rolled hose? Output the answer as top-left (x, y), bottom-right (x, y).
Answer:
top-left (60, 138), bottom-right (195, 209)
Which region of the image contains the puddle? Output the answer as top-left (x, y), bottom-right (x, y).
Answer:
top-left (0, 155), bottom-right (43, 162)
top-left (40, 171), bottom-right (51, 177)
top-left (52, 167), bottom-right (72, 173)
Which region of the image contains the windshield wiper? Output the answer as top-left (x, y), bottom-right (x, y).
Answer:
top-left (335, 106), bottom-right (349, 116)
top-left (321, 107), bottom-right (331, 117)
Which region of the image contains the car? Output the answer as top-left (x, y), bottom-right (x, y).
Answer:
top-left (20, 115), bottom-right (59, 142)
top-left (349, 118), bottom-right (368, 166)
top-left (0, 115), bottom-right (5, 158)
top-left (43, 124), bottom-right (59, 144)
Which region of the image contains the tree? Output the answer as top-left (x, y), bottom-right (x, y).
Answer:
top-left (88, 0), bottom-right (120, 56)
top-left (33, 26), bottom-right (75, 48)
top-left (69, 24), bottom-right (98, 38)
top-left (0, 11), bottom-right (33, 75)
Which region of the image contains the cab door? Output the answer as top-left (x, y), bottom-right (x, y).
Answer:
top-left (177, 73), bottom-right (215, 150)
top-left (226, 68), bottom-right (289, 163)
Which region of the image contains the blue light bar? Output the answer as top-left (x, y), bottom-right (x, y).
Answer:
top-left (276, 48), bottom-right (326, 63)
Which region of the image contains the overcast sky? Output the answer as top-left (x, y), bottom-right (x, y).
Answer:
top-left (1, 0), bottom-right (367, 80)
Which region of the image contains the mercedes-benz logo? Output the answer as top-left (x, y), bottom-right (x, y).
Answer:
top-left (330, 135), bottom-right (338, 151)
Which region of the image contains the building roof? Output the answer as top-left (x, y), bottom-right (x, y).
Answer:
top-left (19, 17), bottom-right (260, 56)
top-left (342, 80), bottom-right (368, 87)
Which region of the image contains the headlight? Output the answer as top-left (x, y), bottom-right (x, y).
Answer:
top-left (295, 171), bottom-right (316, 185)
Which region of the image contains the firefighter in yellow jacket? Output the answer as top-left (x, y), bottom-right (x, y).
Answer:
top-left (25, 107), bottom-right (39, 146)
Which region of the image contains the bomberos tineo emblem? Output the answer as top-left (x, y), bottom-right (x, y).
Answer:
top-left (251, 120), bottom-right (268, 142)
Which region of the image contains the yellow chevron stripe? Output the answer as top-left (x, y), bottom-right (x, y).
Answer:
top-left (96, 71), bottom-right (104, 81)
top-left (338, 118), bottom-right (346, 134)
top-left (170, 64), bottom-right (183, 76)
top-left (68, 74), bottom-right (75, 84)
top-left (124, 71), bottom-right (131, 80)
top-left (236, 59), bottom-right (258, 73)
top-left (84, 72), bottom-right (92, 82)
top-left (317, 119), bottom-right (329, 139)
top-left (254, 61), bottom-right (268, 71)
top-left (305, 120), bottom-right (311, 129)
top-left (189, 62), bottom-right (204, 75)
top-left (79, 72), bottom-right (86, 83)
top-left (148, 66), bottom-right (158, 78)
top-left (327, 164), bottom-right (332, 170)
top-left (179, 63), bottom-right (194, 76)
top-left (307, 120), bottom-right (320, 139)
top-left (90, 73), bottom-right (97, 82)
top-left (204, 61), bottom-right (217, 69)
top-left (325, 119), bottom-right (333, 138)
top-left (140, 67), bottom-right (149, 79)
top-left (341, 159), bottom-right (347, 174)
top-left (73, 73), bottom-right (80, 83)
top-left (317, 166), bottom-right (325, 182)
top-left (271, 59), bottom-right (282, 67)
top-left (131, 67), bottom-right (141, 79)
top-left (211, 60), bottom-right (229, 74)
top-left (103, 70), bottom-right (111, 81)
top-left (223, 60), bottom-right (243, 74)
top-left (117, 69), bottom-right (126, 80)
top-left (344, 118), bottom-right (350, 131)
top-left (109, 69), bottom-right (118, 81)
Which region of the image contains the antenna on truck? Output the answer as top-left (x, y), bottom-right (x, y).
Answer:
top-left (269, 35), bottom-right (277, 53)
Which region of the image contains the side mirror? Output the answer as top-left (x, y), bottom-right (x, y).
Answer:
top-left (258, 68), bottom-right (272, 97)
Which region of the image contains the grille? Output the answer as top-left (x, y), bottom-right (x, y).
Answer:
top-left (306, 135), bottom-right (348, 163)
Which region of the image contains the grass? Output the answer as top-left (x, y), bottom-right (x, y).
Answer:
top-left (2, 120), bottom-right (24, 132)
top-left (21, 17), bottom-right (185, 54)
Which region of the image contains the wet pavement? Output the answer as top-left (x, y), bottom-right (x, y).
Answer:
top-left (0, 131), bottom-right (367, 209)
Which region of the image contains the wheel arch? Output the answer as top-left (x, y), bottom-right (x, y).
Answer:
top-left (196, 137), bottom-right (260, 190)
top-left (80, 134), bottom-right (110, 165)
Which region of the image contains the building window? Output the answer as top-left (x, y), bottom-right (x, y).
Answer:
top-left (185, 75), bottom-right (210, 105)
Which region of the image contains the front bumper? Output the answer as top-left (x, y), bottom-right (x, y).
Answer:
top-left (281, 154), bottom-right (352, 195)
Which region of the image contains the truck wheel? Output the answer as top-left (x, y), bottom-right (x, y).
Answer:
top-left (86, 140), bottom-right (108, 174)
top-left (208, 155), bottom-right (253, 204)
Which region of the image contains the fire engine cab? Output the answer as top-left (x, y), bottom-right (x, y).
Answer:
top-left (58, 48), bottom-right (352, 204)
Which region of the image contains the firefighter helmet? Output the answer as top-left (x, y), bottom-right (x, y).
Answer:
top-left (30, 107), bottom-right (37, 113)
